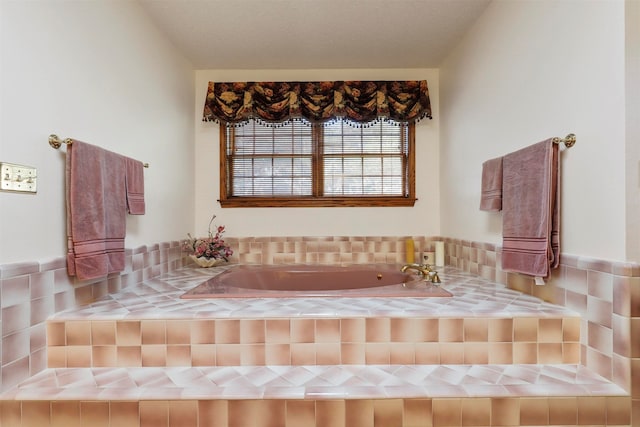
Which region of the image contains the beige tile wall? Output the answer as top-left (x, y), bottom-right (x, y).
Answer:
top-left (445, 238), bottom-right (640, 422)
top-left (228, 236), bottom-right (435, 266)
top-left (46, 316), bottom-right (580, 368)
top-left (227, 235), bottom-right (640, 419)
top-left (1, 234), bottom-right (639, 421)
top-left (0, 395), bottom-right (631, 427)
top-left (0, 241), bottom-right (184, 393)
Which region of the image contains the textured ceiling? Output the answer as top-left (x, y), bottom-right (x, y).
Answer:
top-left (137, 0), bottom-right (491, 69)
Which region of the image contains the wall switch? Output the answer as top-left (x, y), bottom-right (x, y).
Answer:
top-left (0, 162), bottom-right (37, 193)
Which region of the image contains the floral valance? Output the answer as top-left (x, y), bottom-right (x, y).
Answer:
top-left (202, 80), bottom-right (432, 127)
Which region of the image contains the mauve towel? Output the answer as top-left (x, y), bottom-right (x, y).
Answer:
top-left (501, 138), bottom-right (559, 278)
top-left (125, 157), bottom-right (145, 215)
top-left (66, 140), bottom-right (127, 280)
top-left (479, 156), bottom-right (503, 212)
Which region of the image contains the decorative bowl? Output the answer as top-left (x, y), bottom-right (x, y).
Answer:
top-left (189, 255), bottom-right (226, 268)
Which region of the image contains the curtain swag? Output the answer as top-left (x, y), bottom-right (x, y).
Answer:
top-left (202, 80), bottom-right (432, 127)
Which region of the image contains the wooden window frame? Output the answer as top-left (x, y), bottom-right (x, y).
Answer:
top-left (218, 122), bottom-right (416, 208)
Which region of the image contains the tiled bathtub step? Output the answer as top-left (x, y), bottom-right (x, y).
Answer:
top-left (46, 316), bottom-right (581, 367)
top-left (2, 364), bottom-right (626, 401)
top-left (0, 397), bottom-right (632, 427)
top-left (0, 365), bottom-right (630, 427)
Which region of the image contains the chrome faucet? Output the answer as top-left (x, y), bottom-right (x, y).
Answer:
top-left (401, 263), bottom-right (441, 284)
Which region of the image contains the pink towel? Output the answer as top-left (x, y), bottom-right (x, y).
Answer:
top-left (125, 158), bottom-right (145, 215)
top-left (501, 138), bottom-right (559, 278)
top-left (479, 156), bottom-right (503, 211)
top-left (66, 140), bottom-right (126, 280)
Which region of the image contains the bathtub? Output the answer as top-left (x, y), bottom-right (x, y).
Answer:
top-left (181, 264), bottom-right (452, 298)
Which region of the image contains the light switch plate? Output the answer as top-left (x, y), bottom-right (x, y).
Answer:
top-left (1, 162), bottom-right (37, 193)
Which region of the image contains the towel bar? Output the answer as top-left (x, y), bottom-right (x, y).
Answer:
top-left (551, 133), bottom-right (576, 148)
top-left (49, 134), bottom-right (149, 168)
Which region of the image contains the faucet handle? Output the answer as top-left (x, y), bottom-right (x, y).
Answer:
top-left (429, 271), bottom-right (441, 284)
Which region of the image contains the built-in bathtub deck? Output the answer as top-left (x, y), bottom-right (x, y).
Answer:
top-left (46, 266), bottom-right (580, 319)
top-left (0, 266), bottom-right (631, 426)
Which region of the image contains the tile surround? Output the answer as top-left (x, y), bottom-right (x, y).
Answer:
top-left (0, 235), bottom-right (639, 426)
top-left (0, 241), bottom-right (184, 392)
top-left (0, 365), bottom-right (629, 426)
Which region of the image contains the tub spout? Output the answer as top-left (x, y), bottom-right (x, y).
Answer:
top-left (401, 263), bottom-right (431, 276)
top-left (401, 263), bottom-right (441, 284)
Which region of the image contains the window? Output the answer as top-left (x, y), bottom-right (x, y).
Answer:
top-left (219, 118), bottom-right (416, 207)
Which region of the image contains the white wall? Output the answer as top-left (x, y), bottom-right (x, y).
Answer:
top-left (0, 0), bottom-right (195, 264)
top-left (626, 0), bottom-right (640, 262)
top-left (439, 0), bottom-right (630, 262)
top-left (193, 69), bottom-right (440, 239)
top-left (4, 0), bottom-right (633, 266)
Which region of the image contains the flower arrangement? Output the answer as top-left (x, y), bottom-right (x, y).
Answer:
top-left (182, 215), bottom-right (233, 263)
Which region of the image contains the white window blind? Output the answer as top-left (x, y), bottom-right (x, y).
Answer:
top-left (221, 117), bottom-right (414, 207)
